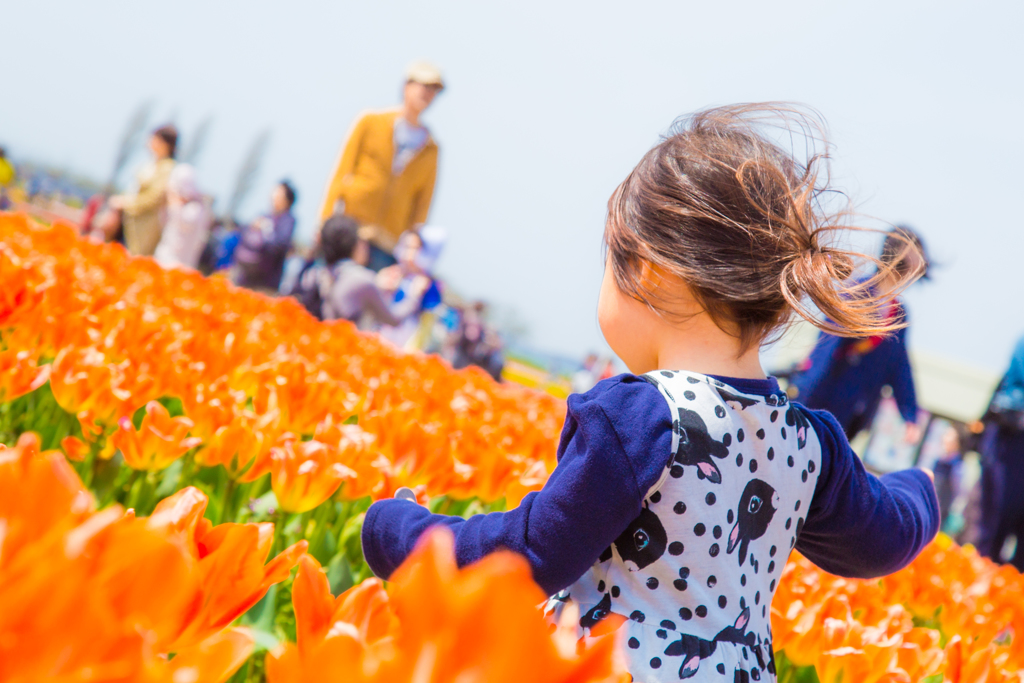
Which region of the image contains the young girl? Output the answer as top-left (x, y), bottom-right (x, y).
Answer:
top-left (361, 104), bottom-right (939, 682)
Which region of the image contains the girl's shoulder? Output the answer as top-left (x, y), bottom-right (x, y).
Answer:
top-left (569, 373), bottom-right (667, 417)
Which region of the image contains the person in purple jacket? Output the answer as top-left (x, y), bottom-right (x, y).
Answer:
top-left (233, 180), bottom-right (298, 293)
top-left (789, 226), bottom-right (931, 442)
top-left (361, 106), bottom-right (939, 683)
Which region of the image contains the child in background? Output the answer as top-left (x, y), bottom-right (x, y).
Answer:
top-left (361, 105), bottom-right (938, 682)
top-left (788, 226), bottom-right (930, 442)
top-left (153, 164), bottom-right (211, 270)
top-left (377, 229), bottom-right (443, 348)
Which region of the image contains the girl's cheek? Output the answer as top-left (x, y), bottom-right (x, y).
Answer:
top-left (598, 266), bottom-right (642, 371)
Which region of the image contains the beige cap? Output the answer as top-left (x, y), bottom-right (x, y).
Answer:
top-left (405, 60), bottom-right (445, 90)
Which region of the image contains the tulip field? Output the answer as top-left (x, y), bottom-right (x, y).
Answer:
top-left (0, 211), bottom-right (1022, 682)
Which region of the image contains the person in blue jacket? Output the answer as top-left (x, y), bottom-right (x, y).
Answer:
top-left (789, 226), bottom-right (931, 442)
top-left (976, 335), bottom-right (1024, 569)
top-left (360, 107), bottom-right (939, 683)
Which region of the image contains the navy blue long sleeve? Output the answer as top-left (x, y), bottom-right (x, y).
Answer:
top-left (361, 375), bottom-right (674, 595)
top-left (795, 407), bottom-right (939, 577)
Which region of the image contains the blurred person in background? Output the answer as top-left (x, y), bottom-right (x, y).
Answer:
top-left (377, 228), bottom-right (444, 348)
top-left (788, 225), bottom-right (930, 442)
top-left (0, 147), bottom-right (15, 210)
top-left (233, 180), bottom-right (297, 293)
top-left (319, 61), bottom-right (443, 271)
top-left (976, 334), bottom-right (1024, 569)
top-left (452, 301), bottom-right (505, 381)
top-left (153, 164), bottom-right (211, 270)
top-left (295, 214), bottom-right (429, 326)
top-left (109, 125), bottom-right (177, 256)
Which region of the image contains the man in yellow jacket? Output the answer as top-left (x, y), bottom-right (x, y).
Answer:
top-left (319, 61), bottom-right (443, 270)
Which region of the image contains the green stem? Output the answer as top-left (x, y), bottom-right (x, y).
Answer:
top-left (82, 441), bottom-right (101, 489)
top-left (218, 475), bottom-right (237, 525)
top-left (307, 501), bottom-right (334, 558)
top-left (99, 465), bottom-right (134, 508)
top-left (124, 469), bottom-right (144, 510)
top-left (176, 451), bottom-right (196, 491)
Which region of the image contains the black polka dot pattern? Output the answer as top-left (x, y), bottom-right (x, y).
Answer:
top-left (674, 501), bottom-right (687, 514)
top-left (669, 541), bottom-right (684, 555)
top-left (706, 492), bottom-right (716, 505)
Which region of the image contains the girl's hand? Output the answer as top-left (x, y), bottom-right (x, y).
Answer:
top-left (394, 487), bottom-right (425, 506)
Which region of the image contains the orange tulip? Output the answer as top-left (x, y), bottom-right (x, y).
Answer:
top-left (0, 432), bottom-right (251, 683)
top-left (197, 409), bottom-right (280, 477)
top-left (268, 438), bottom-right (357, 513)
top-left (110, 400), bottom-right (202, 470)
top-left (0, 348), bottom-right (50, 402)
top-left (60, 434), bottom-right (89, 462)
top-left (267, 528), bottom-right (626, 683)
top-left (147, 486), bottom-right (308, 648)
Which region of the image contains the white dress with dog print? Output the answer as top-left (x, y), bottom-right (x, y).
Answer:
top-left (545, 371), bottom-right (821, 682)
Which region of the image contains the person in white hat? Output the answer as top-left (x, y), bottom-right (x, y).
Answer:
top-left (153, 163), bottom-right (211, 270)
top-left (319, 61), bottom-right (445, 271)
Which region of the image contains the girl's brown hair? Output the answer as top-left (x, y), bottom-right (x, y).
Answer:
top-left (605, 103), bottom-right (925, 350)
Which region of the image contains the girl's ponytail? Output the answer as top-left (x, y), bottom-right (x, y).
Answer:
top-left (605, 103), bottom-right (927, 349)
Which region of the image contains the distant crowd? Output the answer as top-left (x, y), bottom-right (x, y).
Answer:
top-left (64, 61), bottom-right (505, 381)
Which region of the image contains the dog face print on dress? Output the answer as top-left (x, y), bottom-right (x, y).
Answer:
top-left (614, 504), bottom-right (668, 570)
top-left (674, 407), bottom-right (730, 484)
top-left (727, 479), bottom-right (779, 567)
top-left (663, 607), bottom-right (755, 679)
top-left (580, 592), bottom-right (612, 630)
top-left (785, 405), bottom-right (810, 450)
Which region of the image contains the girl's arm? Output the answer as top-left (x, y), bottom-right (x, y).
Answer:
top-left (795, 407), bottom-right (939, 578)
top-left (360, 375), bottom-right (673, 595)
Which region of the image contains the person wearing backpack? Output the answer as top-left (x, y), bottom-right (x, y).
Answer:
top-left (290, 215), bottom-right (429, 325)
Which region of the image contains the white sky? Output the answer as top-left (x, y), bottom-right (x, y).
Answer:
top-left (3, 0), bottom-right (1022, 373)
